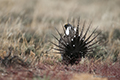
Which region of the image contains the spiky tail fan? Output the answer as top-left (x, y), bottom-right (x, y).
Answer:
top-left (51, 19), bottom-right (100, 65)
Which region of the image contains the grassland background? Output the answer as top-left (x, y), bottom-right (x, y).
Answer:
top-left (0, 0), bottom-right (120, 28)
top-left (0, 0), bottom-right (120, 57)
top-left (0, 0), bottom-right (120, 80)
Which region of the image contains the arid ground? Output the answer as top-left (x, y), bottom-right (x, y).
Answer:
top-left (0, 0), bottom-right (120, 80)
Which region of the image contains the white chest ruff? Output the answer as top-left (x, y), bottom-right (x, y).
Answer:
top-left (65, 27), bottom-right (76, 35)
top-left (66, 27), bottom-right (71, 35)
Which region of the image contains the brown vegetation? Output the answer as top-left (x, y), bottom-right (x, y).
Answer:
top-left (0, 0), bottom-right (120, 80)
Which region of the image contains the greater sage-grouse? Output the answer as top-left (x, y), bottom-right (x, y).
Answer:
top-left (51, 19), bottom-right (99, 65)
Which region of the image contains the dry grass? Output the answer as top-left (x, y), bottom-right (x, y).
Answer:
top-left (0, 0), bottom-right (120, 80)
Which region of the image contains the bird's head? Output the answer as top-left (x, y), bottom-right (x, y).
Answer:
top-left (64, 23), bottom-right (73, 29)
top-left (64, 23), bottom-right (76, 35)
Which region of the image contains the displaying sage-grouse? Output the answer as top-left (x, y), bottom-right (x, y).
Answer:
top-left (51, 19), bottom-right (99, 65)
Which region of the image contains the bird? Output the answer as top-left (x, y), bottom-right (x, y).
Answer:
top-left (51, 18), bottom-right (99, 65)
